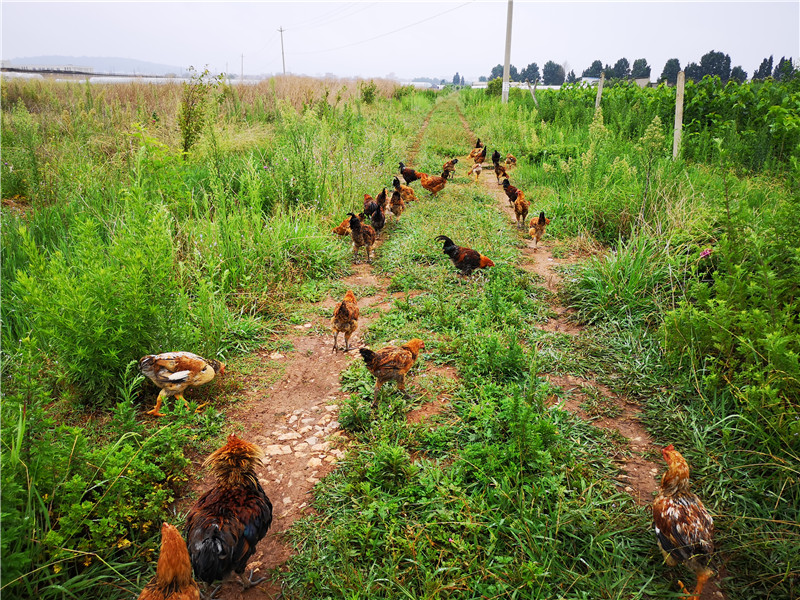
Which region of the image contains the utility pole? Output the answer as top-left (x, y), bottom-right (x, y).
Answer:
top-left (501, 0), bottom-right (513, 103)
top-left (278, 26), bottom-right (286, 75)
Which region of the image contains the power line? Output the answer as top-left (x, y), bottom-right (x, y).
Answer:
top-left (282, 3), bottom-right (362, 31)
top-left (290, 2), bottom-right (474, 56)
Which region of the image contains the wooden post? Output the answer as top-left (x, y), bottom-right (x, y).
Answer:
top-left (594, 73), bottom-right (605, 110)
top-left (501, 0), bottom-right (514, 104)
top-left (673, 71), bottom-right (686, 160)
top-left (526, 79), bottom-right (539, 108)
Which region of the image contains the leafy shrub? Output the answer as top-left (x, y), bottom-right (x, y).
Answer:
top-left (359, 80), bottom-right (378, 105)
top-left (10, 205), bottom-right (196, 404)
top-left (178, 67), bottom-right (221, 158)
top-left (0, 346), bottom-right (222, 599)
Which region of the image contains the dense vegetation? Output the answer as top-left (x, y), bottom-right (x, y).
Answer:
top-left (2, 73), bottom-right (798, 599)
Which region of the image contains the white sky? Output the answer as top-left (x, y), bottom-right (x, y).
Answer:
top-left (2, 1), bottom-right (798, 81)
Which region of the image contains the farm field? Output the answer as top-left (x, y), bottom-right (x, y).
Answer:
top-left (1, 75), bottom-right (798, 600)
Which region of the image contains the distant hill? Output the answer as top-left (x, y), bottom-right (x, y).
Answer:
top-left (4, 56), bottom-right (186, 76)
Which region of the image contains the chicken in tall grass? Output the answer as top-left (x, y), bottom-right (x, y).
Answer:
top-left (653, 445), bottom-right (715, 600)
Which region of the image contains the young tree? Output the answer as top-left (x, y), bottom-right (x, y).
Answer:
top-left (566, 70), bottom-right (577, 83)
top-left (520, 62), bottom-right (540, 82)
top-left (753, 55), bottom-right (774, 80)
top-left (452, 72), bottom-right (461, 85)
top-left (699, 50), bottom-right (731, 81)
top-left (460, 75), bottom-right (465, 85)
top-left (631, 58), bottom-right (651, 79)
top-left (479, 75), bottom-right (487, 82)
top-left (542, 61), bottom-right (565, 85)
top-left (611, 57), bottom-right (631, 79)
top-left (178, 66), bottom-right (221, 159)
top-left (773, 57), bottom-right (795, 80)
top-left (684, 61), bottom-right (702, 81)
top-left (582, 60), bottom-right (603, 78)
top-left (659, 58), bottom-right (681, 85)
top-left (729, 66), bottom-right (748, 83)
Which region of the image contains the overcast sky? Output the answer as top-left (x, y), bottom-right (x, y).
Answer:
top-left (2, 1), bottom-right (798, 81)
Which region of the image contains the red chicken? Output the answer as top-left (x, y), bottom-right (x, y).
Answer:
top-left (359, 338), bottom-right (425, 407)
top-left (501, 178), bottom-right (519, 206)
top-left (138, 522), bottom-right (200, 600)
top-left (653, 445), bottom-right (715, 600)
top-left (443, 158), bottom-right (459, 179)
top-left (418, 171), bottom-right (448, 196)
top-left (393, 176), bottom-right (417, 203)
top-left (347, 212), bottom-right (377, 263)
top-left (399, 162), bottom-right (419, 184)
top-left (529, 211), bottom-right (551, 250)
top-left (184, 435), bottom-right (273, 596)
top-left (435, 235), bottom-right (495, 276)
top-left (331, 290), bottom-right (359, 352)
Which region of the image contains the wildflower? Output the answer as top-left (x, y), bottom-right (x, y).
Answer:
top-left (699, 247), bottom-right (713, 259)
top-left (53, 563), bottom-right (62, 574)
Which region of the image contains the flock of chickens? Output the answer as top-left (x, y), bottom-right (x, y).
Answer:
top-left (134, 142), bottom-right (716, 599)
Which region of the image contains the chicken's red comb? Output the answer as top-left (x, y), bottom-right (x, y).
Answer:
top-left (663, 444), bottom-right (675, 452)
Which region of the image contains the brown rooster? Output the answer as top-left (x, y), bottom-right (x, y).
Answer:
top-left (331, 290), bottom-right (359, 352)
top-left (389, 189), bottom-right (405, 217)
top-left (347, 212), bottom-right (376, 263)
top-left (138, 352), bottom-right (225, 417)
top-left (473, 145), bottom-right (487, 165)
top-left (359, 339), bottom-right (425, 407)
top-left (529, 211), bottom-right (550, 250)
top-left (435, 235), bottom-right (495, 276)
top-left (653, 445), bottom-right (715, 600)
top-left (443, 158), bottom-right (459, 179)
top-left (393, 176), bottom-right (417, 203)
top-left (514, 191), bottom-right (530, 229)
top-left (138, 523), bottom-right (200, 600)
top-left (501, 178), bottom-right (519, 206)
top-left (418, 171), bottom-right (448, 196)
top-left (332, 216), bottom-right (351, 237)
top-left (399, 162), bottom-right (419, 185)
top-left (185, 435), bottom-right (273, 596)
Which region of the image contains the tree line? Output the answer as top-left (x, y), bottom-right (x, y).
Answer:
top-left (478, 51), bottom-right (797, 86)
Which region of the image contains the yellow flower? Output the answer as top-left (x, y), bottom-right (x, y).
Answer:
top-left (53, 563), bottom-right (62, 574)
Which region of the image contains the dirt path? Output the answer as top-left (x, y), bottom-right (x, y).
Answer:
top-left (455, 108), bottom-right (661, 506)
top-left (455, 110), bottom-right (724, 600)
top-left (179, 108), bottom-right (439, 600)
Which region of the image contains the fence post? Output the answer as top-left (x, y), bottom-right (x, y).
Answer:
top-left (673, 71), bottom-right (686, 160)
top-left (526, 79), bottom-right (539, 108)
top-left (594, 73), bottom-right (605, 110)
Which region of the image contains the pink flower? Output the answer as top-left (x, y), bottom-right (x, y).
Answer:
top-left (699, 248), bottom-right (713, 259)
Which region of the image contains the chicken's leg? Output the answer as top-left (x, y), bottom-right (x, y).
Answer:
top-left (238, 567), bottom-right (267, 589)
top-left (146, 390), bottom-right (168, 417)
top-left (177, 393), bottom-right (208, 412)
